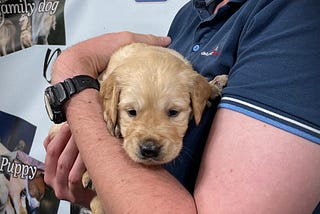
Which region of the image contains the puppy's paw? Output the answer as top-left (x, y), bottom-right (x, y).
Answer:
top-left (82, 171), bottom-right (92, 189)
top-left (209, 74), bottom-right (228, 99)
top-left (90, 196), bottom-right (104, 214)
top-left (48, 123), bottom-right (64, 139)
top-left (104, 112), bottom-right (121, 138)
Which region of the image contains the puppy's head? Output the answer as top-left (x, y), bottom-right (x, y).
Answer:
top-left (19, 14), bottom-right (28, 26)
top-left (27, 172), bottom-right (45, 208)
top-left (100, 43), bottom-right (212, 165)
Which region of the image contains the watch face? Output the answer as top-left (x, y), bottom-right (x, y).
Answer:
top-left (44, 93), bottom-right (54, 121)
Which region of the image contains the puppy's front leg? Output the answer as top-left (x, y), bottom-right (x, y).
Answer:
top-left (82, 172), bottom-right (105, 214)
top-left (82, 171), bottom-right (92, 190)
top-left (209, 74), bottom-right (228, 99)
top-left (90, 196), bottom-right (104, 214)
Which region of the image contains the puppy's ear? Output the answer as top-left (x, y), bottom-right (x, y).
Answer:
top-left (100, 73), bottom-right (121, 137)
top-left (189, 74), bottom-right (212, 126)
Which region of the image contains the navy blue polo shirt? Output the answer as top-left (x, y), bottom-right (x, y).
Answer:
top-left (163, 0), bottom-right (320, 198)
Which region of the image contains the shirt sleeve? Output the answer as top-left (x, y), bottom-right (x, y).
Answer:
top-left (219, 0), bottom-right (320, 144)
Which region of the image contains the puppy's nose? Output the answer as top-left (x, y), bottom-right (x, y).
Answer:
top-left (139, 140), bottom-right (161, 159)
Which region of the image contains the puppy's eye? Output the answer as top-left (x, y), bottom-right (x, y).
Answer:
top-left (167, 109), bottom-right (179, 117)
top-left (20, 188), bottom-right (27, 197)
top-left (127, 109), bottom-right (137, 117)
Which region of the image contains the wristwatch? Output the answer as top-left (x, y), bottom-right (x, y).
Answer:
top-left (44, 75), bottom-right (100, 124)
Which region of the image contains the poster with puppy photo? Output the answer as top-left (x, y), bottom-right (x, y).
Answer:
top-left (0, 143), bottom-right (60, 214)
top-left (0, 111), bottom-right (60, 213)
top-left (0, 0), bottom-right (65, 56)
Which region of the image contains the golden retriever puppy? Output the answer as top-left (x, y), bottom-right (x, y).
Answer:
top-left (48, 43), bottom-right (227, 213)
top-left (19, 14), bottom-right (32, 49)
top-left (84, 43), bottom-right (227, 213)
top-left (99, 43), bottom-right (226, 164)
top-left (0, 14), bottom-right (16, 56)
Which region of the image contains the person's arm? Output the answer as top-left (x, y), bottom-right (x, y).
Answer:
top-left (195, 108), bottom-right (320, 213)
top-left (50, 32), bottom-right (172, 83)
top-left (44, 31), bottom-right (320, 213)
top-left (44, 123), bottom-right (96, 208)
top-left (64, 89), bottom-right (197, 213)
top-left (44, 32), bottom-right (197, 213)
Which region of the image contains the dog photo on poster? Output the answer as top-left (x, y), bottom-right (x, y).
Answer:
top-left (0, 111), bottom-right (60, 213)
top-left (0, 0), bottom-right (66, 56)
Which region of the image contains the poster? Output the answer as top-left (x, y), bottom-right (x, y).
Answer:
top-left (0, 142), bottom-right (59, 213)
top-left (0, 0), bottom-right (65, 56)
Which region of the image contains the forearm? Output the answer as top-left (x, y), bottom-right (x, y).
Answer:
top-left (51, 31), bottom-right (171, 83)
top-left (51, 32), bottom-right (128, 83)
top-left (65, 89), bottom-right (197, 213)
top-left (50, 31), bottom-right (194, 213)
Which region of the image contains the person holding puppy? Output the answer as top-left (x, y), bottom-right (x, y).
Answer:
top-left (44, 0), bottom-right (320, 213)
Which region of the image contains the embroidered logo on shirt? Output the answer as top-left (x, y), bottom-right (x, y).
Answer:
top-left (200, 46), bottom-right (221, 56)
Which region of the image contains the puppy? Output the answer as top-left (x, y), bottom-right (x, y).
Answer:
top-left (48, 43), bottom-right (227, 213)
top-left (19, 14), bottom-right (32, 49)
top-left (83, 43), bottom-right (227, 213)
top-left (0, 14), bottom-right (16, 56)
top-left (99, 43), bottom-right (227, 164)
top-left (0, 144), bottom-right (46, 214)
top-left (32, 11), bottom-right (56, 45)
top-left (0, 144), bottom-right (27, 214)
top-left (0, 144), bottom-right (11, 213)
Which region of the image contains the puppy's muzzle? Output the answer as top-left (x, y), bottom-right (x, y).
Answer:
top-left (138, 139), bottom-right (163, 161)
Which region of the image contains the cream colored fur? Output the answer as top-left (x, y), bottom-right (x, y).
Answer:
top-left (49, 43), bottom-right (228, 213)
top-left (91, 43), bottom-right (227, 213)
top-left (19, 14), bottom-right (32, 49)
top-left (0, 14), bottom-right (16, 56)
top-left (99, 43), bottom-right (217, 164)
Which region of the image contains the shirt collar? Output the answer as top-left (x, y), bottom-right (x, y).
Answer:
top-left (205, 0), bottom-right (216, 6)
top-left (193, 0), bottom-right (247, 8)
top-left (193, 0), bottom-right (246, 20)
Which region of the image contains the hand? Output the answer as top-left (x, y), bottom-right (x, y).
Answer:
top-left (44, 123), bottom-right (95, 208)
top-left (51, 31), bottom-right (171, 84)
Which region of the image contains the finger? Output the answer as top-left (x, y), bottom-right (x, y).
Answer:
top-left (45, 132), bottom-right (85, 203)
top-left (69, 154), bottom-right (86, 190)
top-left (55, 135), bottom-right (79, 187)
top-left (132, 33), bottom-right (171, 47)
top-left (43, 135), bottom-right (50, 151)
top-left (52, 32), bottom-right (172, 84)
top-left (68, 154), bottom-right (96, 207)
top-left (44, 124), bottom-right (63, 151)
top-left (54, 147), bottom-right (95, 205)
top-left (43, 128), bottom-right (57, 151)
top-left (44, 123), bottom-right (71, 185)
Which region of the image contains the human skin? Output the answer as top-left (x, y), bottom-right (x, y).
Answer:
top-left (44, 31), bottom-right (320, 213)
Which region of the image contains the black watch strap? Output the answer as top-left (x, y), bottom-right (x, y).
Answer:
top-left (63, 75), bottom-right (100, 99)
top-left (45, 75), bottom-right (100, 124)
